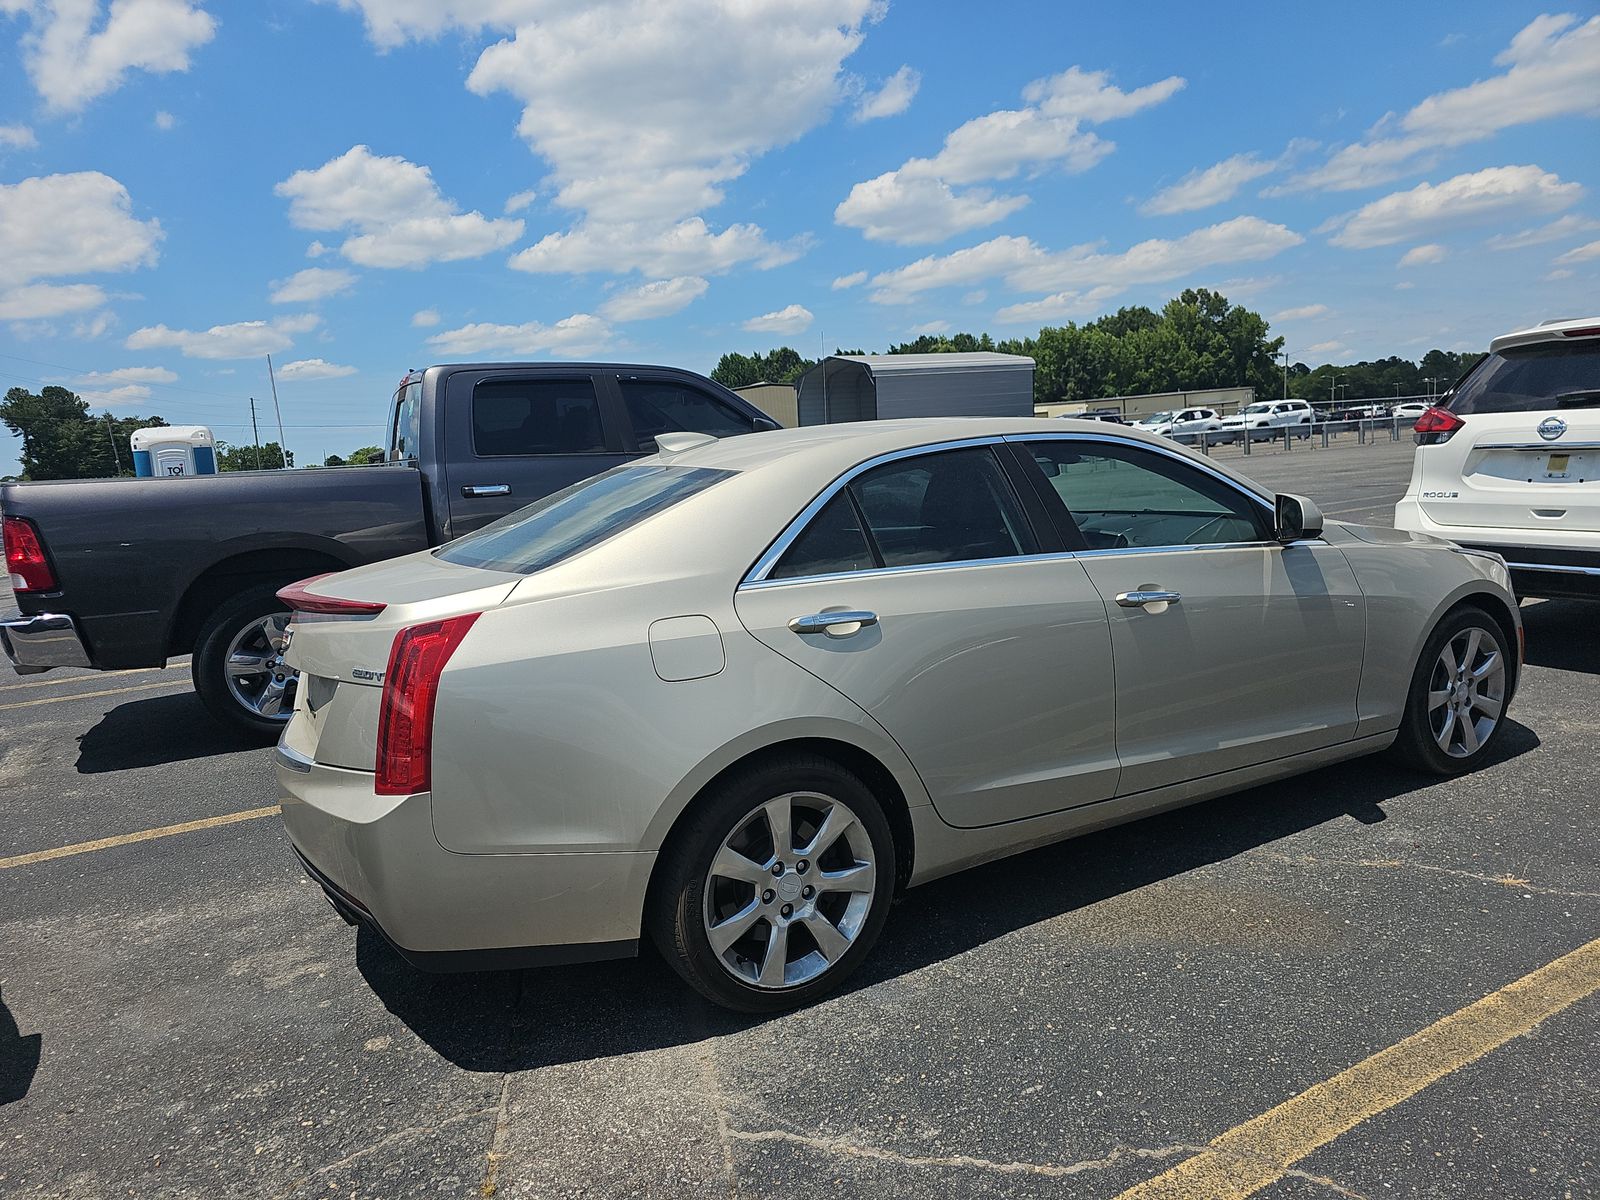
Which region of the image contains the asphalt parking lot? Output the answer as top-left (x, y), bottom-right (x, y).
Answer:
top-left (3, 436), bottom-right (1597, 1199)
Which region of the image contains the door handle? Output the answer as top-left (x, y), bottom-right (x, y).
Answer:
top-left (461, 484), bottom-right (511, 498)
top-left (788, 610), bottom-right (878, 637)
top-left (1115, 589), bottom-right (1182, 610)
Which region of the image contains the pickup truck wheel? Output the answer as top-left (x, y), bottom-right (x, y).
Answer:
top-left (192, 585), bottom-right (297, 740)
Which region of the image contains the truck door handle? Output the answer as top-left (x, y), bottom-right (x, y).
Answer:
top-left (461, 484), bottom-right (511, 498)
top-left (788, 610), bottom-right (878, 637)
top-left (1115, 589), bottom-right (1182, 610)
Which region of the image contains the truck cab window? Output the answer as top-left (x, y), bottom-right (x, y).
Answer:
top-left (389, 381), bottom-right (422, 461)
top-left (473, 379), bottom-right (606, 456)
top-left (620, 379), bottom-right (754, 450)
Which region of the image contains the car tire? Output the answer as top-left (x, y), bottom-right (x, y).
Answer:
top-left (1390, 605), bottom-right (1511, 776)
top-left (648, 754), bottom-right (897, 1012)
top-left (192, 584), bottom-right (297, 741)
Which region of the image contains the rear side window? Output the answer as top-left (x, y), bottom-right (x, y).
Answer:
top-left (437, 464), bottom-right (731, 574)
top-left (768, 494), bottom-right (876, 580)
top-left (473, 378), bottom-right (606, 456)
top-left (620, 379), bottom-right (754, 448)
top-left (1448, 342), bottom-right (1600, 415)
top-left (389, 380), bottom-right (422, 461)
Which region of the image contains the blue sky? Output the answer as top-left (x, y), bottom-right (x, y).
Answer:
top-left (1, 0), bottom-right (1597, 474)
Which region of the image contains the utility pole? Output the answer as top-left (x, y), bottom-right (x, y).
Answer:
top-left (248, 397), bottom-right (264, 470)
top-left (266, 354), bottom-right (288, 467)
top-left (103, 414), bottom-right (123, 474)
top-left (1278, 349), bottom-right (1288, 401)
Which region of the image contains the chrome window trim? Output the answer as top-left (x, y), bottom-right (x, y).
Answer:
top-left (739, 431), bottom-right (1287, 590)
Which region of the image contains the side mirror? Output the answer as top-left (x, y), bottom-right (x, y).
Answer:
top-left (1274, 493), bottom-right (1323, 543)
top-left (751, 416), bottom-right (781, 432)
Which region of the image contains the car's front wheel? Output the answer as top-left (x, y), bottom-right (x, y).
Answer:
top-left (649, 755), bottom-right (896, 1012)
top-left (1391, 606), bottom-right (1511, 775)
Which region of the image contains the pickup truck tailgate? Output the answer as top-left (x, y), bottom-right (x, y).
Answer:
top-left (280, 551), bottom-right (521, 771)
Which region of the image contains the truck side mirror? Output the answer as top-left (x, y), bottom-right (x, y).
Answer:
top-left (1274, 493), bottom-right (1324, 543)
top-left (751, 417), bottom-right (781, 432)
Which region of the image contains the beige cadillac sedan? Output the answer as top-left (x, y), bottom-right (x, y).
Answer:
top-left (275, 418), bottom-right (1521, 1011)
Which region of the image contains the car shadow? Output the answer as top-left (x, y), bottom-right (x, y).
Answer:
top-left (1520, 598), bottom-right (1600, 675)
top-left (0, 985), bottom-right (42, 1106)
top-left (359, 719), bottom-right (1538, 1072)
top-left (75, 691), bottom-right (263, 773)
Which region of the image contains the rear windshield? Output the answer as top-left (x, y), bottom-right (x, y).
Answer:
top-left (436, 464), bottom-right (733, 574)
top-left (1448, 341), bottom-right (1600, 415)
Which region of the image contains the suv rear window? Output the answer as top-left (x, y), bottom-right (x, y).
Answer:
top-left (1448, 341), bottom-right (1600, 415)
top-left (436, 464), bottom-right (732, 574)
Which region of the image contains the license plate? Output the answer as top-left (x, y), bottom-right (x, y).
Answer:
top-left (1546, 453), bottom-right (1570, 479)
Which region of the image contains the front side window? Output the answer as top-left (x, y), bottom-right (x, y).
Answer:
top-left (1024, 440), bottom-right (1267, 550)
top-left (1448, 342), bottom-right (1600, 415)
top-left (620, 380), bottom-right (753, 449)
top-left (437, 464), bottom-right (731, 574)
top-left (472, 378), bottom-right (606, 456)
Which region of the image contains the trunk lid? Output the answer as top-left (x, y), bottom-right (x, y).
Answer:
top-left (1417, 408), bottom-right (1600, 531)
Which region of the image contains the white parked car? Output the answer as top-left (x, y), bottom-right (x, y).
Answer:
top-left (1133, 407), bottom-right (1222, 442)
top-left (1395, 316), bottom-right (1600, 599)
top-left (1392, 401), bottom-right (1430, 421)
top-left (1216, 399), bottom-right (1314, 443)
top-left (276, 418), bottom-right (1520, 1011)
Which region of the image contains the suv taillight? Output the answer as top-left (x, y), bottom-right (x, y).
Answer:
top-left (3, 516), bottom-right (57, 593)
top-left (1413, 406), bottom-right (1465, 446)
top-left (374, 613), bottom-right (480, 796)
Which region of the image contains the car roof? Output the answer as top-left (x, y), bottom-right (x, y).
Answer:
top-left (1490, 316), bottom-right (1600, 353)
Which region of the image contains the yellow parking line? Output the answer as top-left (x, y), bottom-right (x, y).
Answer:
top-left (0, 678), bottom-right (180, 711)
top-left (1113, 935), bottom-right (1600, 1200)
top-left (0, 667), bottom-right (165, 691)
top-left (0, 806), bottom-right (280, 870)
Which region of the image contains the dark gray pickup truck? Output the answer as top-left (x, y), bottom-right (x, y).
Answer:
top-left (1, 361), bottom-right (777, 736)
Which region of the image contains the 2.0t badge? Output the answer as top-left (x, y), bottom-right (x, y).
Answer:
top-left (1538, 416), bottom-right (1567, 441)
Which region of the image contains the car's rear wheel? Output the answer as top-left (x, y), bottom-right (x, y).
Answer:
top-left (192, 584), bottom-right (297, 741)
top-left (1391, 606), bottom-right (1510, 775)
top-left (649, 755), bottom-right (895, 1012)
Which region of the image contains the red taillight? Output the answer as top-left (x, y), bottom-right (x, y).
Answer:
top-left (374, 613), bottom-right (480, 796)
top-left (1413, 406), bottom-right (1465, 444)
top-left (276, 573), bottom-right (387, 616)
top-left (3, 516), bottom-right (57, 593)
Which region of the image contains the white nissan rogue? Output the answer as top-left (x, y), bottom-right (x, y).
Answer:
top-left (1395, 316), bottom-right (1600, 599)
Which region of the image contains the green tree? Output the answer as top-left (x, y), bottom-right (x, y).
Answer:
top-left (710, 347), bottom-right (815, 388)
top-left (216, 440), bottom-right (294, 470)
top-left (0, 385), bottom-right (167, 480)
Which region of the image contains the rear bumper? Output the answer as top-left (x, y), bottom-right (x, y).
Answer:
top-left (0, 610), bottom-right (92, 675)
top-left (1393, 503), bottom-right (1600, 597)
top-left (275, 745), bottom-right (651, 971)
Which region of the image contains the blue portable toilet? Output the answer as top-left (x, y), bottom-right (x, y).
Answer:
top-left (131, 426), bottom-right (217, 477)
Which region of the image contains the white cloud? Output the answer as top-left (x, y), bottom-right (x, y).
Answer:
top-left (1306, 340), bottom-right (1348, 356)
top-left (995, 285), bottom-right (1121, 325)
top-left (0, 282), bottom-right (109, 319)
top-left (269, 267), bottom-right (357, 304)
top-left (504, 188), bottom-right (538, 214)
top-left (962, 289), bottom-right (987, 305)
top-left (1283, 15), bottom-right (1600, 192)
top-left (0, 123), bottom-right (38, 149)
top-left (1272, 304), bottom-right (1330, 322)
top-left (77, 383), bottom-right (153, 408)
top-left (1556, 239), bottom-right (1600, 264)
top-left (276, 358), bottom-right (357, 380)
top-left (832, 270), bottom-right (868, 290)
top-left (153, 109), bottom-right (175, 131)
top-left (7, 0), bottom-right (217, 113)
top-left (410, 308), bottom-right (440, 328)
top-left (1325, 165), bottom-right (1582, 249)
top-left (126, 314), bottom-right (319, 359)
top-left (305, 240), bottom-right (330, 258)
top-left (599, 275), bottom-right (708, 321)
top-left (74, 310), bottom-right (116, 340)
top-left (1486, 214), bottom-right (1600, 250)
top-left (1141, 153), bottom-right (1277, 216)
top-left (425, 313), bottom-right (612, 358)
top-left (77, 366), bottom-right (177, 385)
top-left (276, 145), bottom-right (523, 269)
top-left (0, 172), bottom-right (162, 287)
top-left (854, 65), bottom-right (920, 122)
top-left (836, 63), bottom-right (1183, 245)
top-left (907, 320), bottom-right (950, 335)
top-left (741, 304), bottom-right (814, 334)
top-left (1398, 243), bottom-right (1449, 267)
top-left (510, 217), bottom-right (800, 277)
top-left (835, 172), bottom-right (1029, 245)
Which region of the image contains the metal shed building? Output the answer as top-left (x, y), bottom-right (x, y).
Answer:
top-left (795, 352), bottom-right (1036, 426)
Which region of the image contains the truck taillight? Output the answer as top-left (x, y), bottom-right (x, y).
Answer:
top-left (1413, 406), bottom-right (1464, 445)
top-left (374, 613), bottom-right (480, 796)
top-left (3, 516), bottom-right (57, 593)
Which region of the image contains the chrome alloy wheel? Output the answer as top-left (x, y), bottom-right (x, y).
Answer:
top-left (224, 611), bottom-right (297, 721)
top-left (1427, 625), bottom-right (1506, 758)
top-left (701, 792), bottom-right (876, 990)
